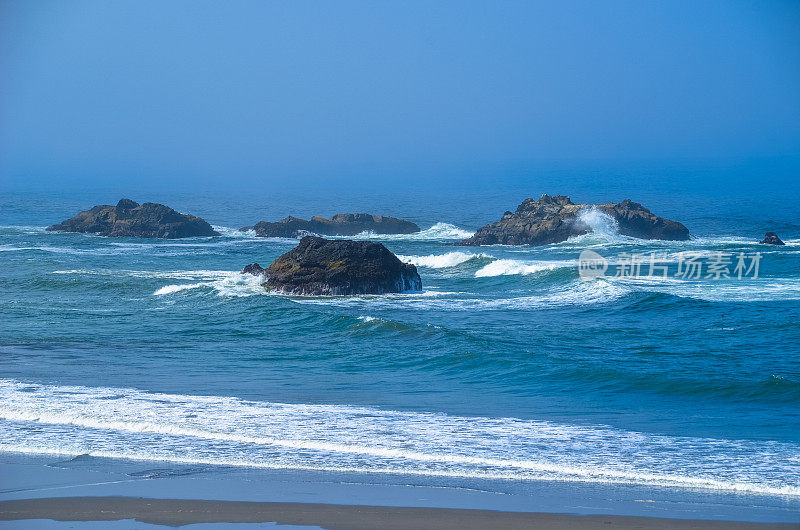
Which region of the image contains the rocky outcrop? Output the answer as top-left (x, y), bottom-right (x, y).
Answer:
top-left (760, 232), bottom-right (785, 245)
top-left (258, 236), bottom-right (422, 295)
top-left (47, 199), bottom-right (218, 238)
top-left (242, 213), bottom-right (420, 238)
top-left (458, 194), bottom-right (690, 246)
top-left (241, 263), bottom-right (267, 276)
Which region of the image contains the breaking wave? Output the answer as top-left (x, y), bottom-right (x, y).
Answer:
top-left (349, 223), bottom-right (474, 241)
top-left (0, 379), bottom-right (797, 497)
top-left (152, 272), bottom-right (265, 297)
top-left (474, 259), bottom-right (574, 277)
top-left (397, 251), bottom-right (493, 268)
top-left (212, 225), bottom-right (257, 238)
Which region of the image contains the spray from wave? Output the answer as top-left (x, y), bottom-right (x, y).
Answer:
top-left (559, 209), bottom-right (627, 246)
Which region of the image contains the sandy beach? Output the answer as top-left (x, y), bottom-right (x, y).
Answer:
top-left (2, 497), bottom-right (799, 529)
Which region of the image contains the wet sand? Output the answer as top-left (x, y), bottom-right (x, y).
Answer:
top-left (1, 497), bottom-right (798, 529)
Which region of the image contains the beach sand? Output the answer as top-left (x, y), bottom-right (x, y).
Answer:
top-left (1, 497), bottom-right (799, 529)
top-left (2, 454), bottom-right (799, 528)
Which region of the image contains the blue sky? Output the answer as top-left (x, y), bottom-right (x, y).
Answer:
top-left (1, 0), bottom-right (798, 191)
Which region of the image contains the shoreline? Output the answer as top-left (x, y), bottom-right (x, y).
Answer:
top-left (1, 497), bottom-right (798, 529)
top-left (2, 453), bottom-right (799, 525)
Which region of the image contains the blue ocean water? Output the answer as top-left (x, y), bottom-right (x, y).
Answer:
top-left (1, 186), bottom-right (799, 505)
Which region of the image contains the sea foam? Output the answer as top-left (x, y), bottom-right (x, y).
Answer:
top-left (397, 251), bottom-right (493, 268)
top-left (152, 271), bottom-right (266, 297)
top-left (344, 223), bottom-right (474, 241)
top-left (474, 259), bottom-right (573, 277)
top-left (0, 378), bottom-right (798, 497)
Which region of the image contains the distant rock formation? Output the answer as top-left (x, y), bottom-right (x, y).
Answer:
top-left (760, 232), bottom-right (785, 246)
top-left (241, 213), bottom-right (420, 238)
top-left (47, 199), bottom-right (218, 238)
top-left (457, 194), bottom-right (690, 246)
top-left (241, 263), bottom-right (267, 276)
top-left (254, 236), bottom-right (422, 295)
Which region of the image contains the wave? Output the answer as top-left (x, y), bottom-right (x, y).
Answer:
top-left (212, 225), bottom-right (256, 238)
top-left (153, 283), bottom-right (206, 296)
top-left (474, 259), bottom-right (574, 278)
top-left (0, 244), bottom-right (125, 255)
top-left (53, 269), bottom-right (234, 280)
top-left (54, 268), bottom-right (268, 297)
top-left (0, 379), bottom-right (797, 497)
top-left (295, 280), bottom-right (629, 311)
top-left (52, 268), bottom-right (265, 297)
top-left (609, 276), bottom-right (800, 303)
top-left (0, 225), bottom-right (49, 235)
top-left (397, 251), bottom-right (493, 269)
top-left (212, 225), bottom-right (298, 245)
top-left (346, 223), bottom-right (474, 241)
top-left (153, 272), bottom-right (265, 297)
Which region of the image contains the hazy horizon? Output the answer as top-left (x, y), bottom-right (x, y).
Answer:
top-left (2, 1), bottom-right (799, 192)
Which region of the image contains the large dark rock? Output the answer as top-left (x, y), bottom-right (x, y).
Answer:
top-left (458, 194), bottom-right (690, 246)
top-left (760, 232), bottom-right (785, 245)
top-left (260, 236), bottom-right (422, 295)
top-left (47, 199), bottom-right (218, 238)
top-left (242, 213), bottom-right (420, 238)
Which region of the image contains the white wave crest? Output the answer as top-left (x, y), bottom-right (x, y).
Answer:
top-left (0, 378), bottom-right (797, 497)
top-left (54, 269), bottom-right (234, 280)
top-left (474, 259), bottom-right (573, 278)
top-left (294, 280), bottom-right (628, 311)
top-left (347, 223), bottom-right (474, 241)
top-left (212, 225), bottom-right (257, 238)
top-left (610, 276), bottom-right (800, 302)
top-left (153, 283), bottom-right (205, 295)
top-left (397, 251), bottom-right (493, 269)
top-left (153, 272), bottom-right (266, 297)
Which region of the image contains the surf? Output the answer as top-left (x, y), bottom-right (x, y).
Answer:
top-left (0, 379), bottom-right (798, 497)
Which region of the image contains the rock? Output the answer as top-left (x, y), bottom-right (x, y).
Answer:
top-left (760, 232), bottom-right (785, 245)
top-left (47, 199), bottom-right (219, 238)
top-left (595, 199), bottom-right (690, 241)
top-left (262, 236), bottom-right (422, 295)
top-left (458, 194), bottom-right (690, 246)
top-left (241, 263), bottom-right (267, 276)
top-left (242, 213), bottom-right (420, 238)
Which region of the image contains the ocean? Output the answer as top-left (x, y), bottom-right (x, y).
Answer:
top-left (1, 185), bottom-right (799, 519)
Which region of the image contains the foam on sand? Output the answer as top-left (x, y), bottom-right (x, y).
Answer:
top-left (0, 378), bottom-right (797, 497)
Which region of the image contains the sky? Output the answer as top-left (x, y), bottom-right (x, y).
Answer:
top-left (1, 0), bottom-right (799, 192)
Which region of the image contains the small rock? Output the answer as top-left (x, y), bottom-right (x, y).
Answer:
top-left (241, 213), bottom-right (420, 238)
top-left (760, 232), bottom-right (785, 245)
top-left (241, 263), bottom-right (267, 276)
